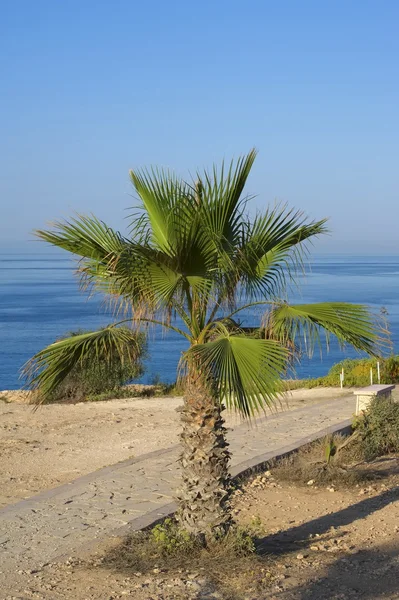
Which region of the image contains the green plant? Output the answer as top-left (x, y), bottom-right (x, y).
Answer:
top-left (27, 328), bottom-right (147, 403)
top-left (151, 518), bottom-right (196, 554)
top-left (324, 436), bottom-right (337, 463)
top-left (320, 356), bottom-right (399, 388)
top-left (24, 149), bottom-right (381, 541)
top-left (248, 515), bottom-right (266, 536)
top-left (224, 526), bottom-right (256, 556)
top-left (381, 356), bottom-right (399, 383)
top-left (150, 517), bottom-right (255, 558)
top-left (354, 395), bottom-right (399, 460)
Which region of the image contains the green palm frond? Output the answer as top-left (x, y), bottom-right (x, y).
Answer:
top-left (35, 214), bottom-right (126, 258)
top-left (264, 302), bottom-right (382, 357)
top-left (23, 326), bottom-right (141, 403)
top-left (101, 245), bottom-right (184, 307)
top-left (197, 149), bottom-right (257, 245)
top-left (186, 334), bottom-right (289, 418)
top-left (235, 205), bottom-right (328, 300)
top-left (35, 214), bottom-right (130, 300)
top-left (129, 167), bottom-right (194, 253)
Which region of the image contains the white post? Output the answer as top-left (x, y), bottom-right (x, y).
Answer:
top-left (340, 373), bottom-right (343, 389)
top-left (370, 368), bottom-right (373, 385)
top-left (377, 361), bottom-right (381, 384)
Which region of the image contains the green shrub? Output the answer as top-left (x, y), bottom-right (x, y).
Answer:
top-left (288, 356), bottom-right (399, 389)
top-left (355, 395), bottom-right (399, 460)
top-left (42, 328), bottom-right (147, 402)
top-left (151, 518), bottom-right (197, 555)
top-left (323, 357), bottom-right (374, 387)
top-left (150, 517), bottom-right (255, 557)
top-left (381, 356), bottom-right (399, 383)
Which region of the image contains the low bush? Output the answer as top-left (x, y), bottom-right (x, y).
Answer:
top-left (355, 395), bottom-right (399, 460)
top-left (40, 328), bottom-right (147, 403)
top-left (270, 396), bottom-right (399, 487)
top-left (151, 518), bottom-right (255, 558)
top-left (151, 518), bottom-right (197, 555)
top-left (322, 356), bottom-right (399, 387)
top-left (102, 519), bottom-right (256, 577)
top-left (284, 355), bottom-right (399, 390)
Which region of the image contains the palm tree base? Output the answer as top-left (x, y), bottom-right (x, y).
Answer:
top-left (177, 375), bottom-right (232, 540)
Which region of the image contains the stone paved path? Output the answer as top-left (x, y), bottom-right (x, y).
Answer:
top-left (0, 395), bottom-right (355, 582)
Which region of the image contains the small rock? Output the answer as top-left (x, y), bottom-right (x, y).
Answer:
top-left (307, 480), bottom-right (315, 486)
top-left (296, 553), bottom-right (308, 560)
top-left (186, 580), bottom-right (201, 591)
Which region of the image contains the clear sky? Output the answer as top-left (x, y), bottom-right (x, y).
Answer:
top-left (1, 0), bottom-right (398, 253)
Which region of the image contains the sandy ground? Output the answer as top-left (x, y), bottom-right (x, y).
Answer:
top-left (4, 459), bottom-right (399, 600)
top-left (0, 387), bottom-right (349, 508)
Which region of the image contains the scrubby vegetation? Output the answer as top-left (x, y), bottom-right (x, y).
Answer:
top-left (32, 328), bottom-right (147, 403)
top-left (270, 393), bottom-right (399, 488)
top-left (354, 394), bottom-right (399, 459)
top-left (268, 434), bottom-right (367, 487)
top-left (149, 517), bottom-right (255, 557)
top-left (102, 518), bottom-right (257, 579)
top-left (285, 355), bottom-right (399, 390)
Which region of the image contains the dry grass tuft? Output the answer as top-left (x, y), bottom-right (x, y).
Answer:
top-left (268, 434), bottom-right (374, 488)
top-left (97, 524), bottom-right (264, 600)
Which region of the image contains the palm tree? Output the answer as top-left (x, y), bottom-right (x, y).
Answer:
top-left (25, 149), bottom-right (381, 541)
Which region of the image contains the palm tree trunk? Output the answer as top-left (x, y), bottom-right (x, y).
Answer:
top-left (176, 371), bottom-right (232, 540)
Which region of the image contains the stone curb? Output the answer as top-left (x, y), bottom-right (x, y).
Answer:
top-left (64, 416), bottom-right (353, 561)
top-left (230, 417), bottom-right (353, 479)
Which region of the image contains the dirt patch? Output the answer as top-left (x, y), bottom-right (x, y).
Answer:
top-left (4, 458), bottom-right (399, 599)
top-left (232, 466), bottom-right (399, 599)
top-left (0, 387), bottom-right (350, 508)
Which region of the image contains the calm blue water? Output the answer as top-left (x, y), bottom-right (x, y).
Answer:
top-left (1, 252), bottom-right (399, 390)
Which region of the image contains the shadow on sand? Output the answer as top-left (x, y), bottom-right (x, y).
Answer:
top-left (100, 485), bottom-right (399, 599)
top-left (256, 485), bottom-right (399, 599)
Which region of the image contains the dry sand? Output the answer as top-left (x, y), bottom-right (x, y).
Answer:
top-left (0, 387), bottom-right (349, 508)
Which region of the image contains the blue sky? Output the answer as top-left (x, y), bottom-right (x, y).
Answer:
top-left (1, 0), bottom-right (398, 253)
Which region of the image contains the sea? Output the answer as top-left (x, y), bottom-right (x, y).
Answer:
top-left (1, 252), bottom-right (399, 390)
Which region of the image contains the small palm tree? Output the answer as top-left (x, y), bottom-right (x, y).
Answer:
top-left (25, 149), bottom-right (380, 540)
